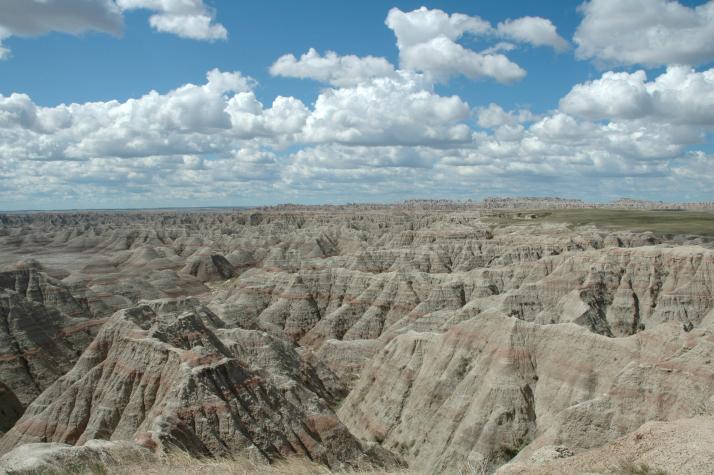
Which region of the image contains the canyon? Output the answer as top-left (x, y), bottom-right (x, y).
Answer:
top-left (0, 205), bottom-right (712, 474)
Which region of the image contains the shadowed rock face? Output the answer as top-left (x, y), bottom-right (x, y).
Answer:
top-left (0, 382), bottom-right (22, 435)
top-left (0, 208), bottom-right (712, 473)
top-left (0, 267), bottom-right (94, 319)
top-left (180, 253), bottom-right (235, 282)
top-left (0, 264), bottom-right (112, 407)
top-left (0, 289), bottom-right (100, 406)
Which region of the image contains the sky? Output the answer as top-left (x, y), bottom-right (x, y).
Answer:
top-left (0, 0), bottom-right (713, 210)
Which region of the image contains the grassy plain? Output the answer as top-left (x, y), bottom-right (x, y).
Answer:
top-left (483, 209), bottom-right (714, 238)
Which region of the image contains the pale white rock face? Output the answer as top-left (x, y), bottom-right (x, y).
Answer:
top-left (0, 439), bottom-right (156, 474)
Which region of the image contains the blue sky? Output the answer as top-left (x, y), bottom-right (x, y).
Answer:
top-left (0, 0), bottom-right (713, 209)
top-left (1, 1), bottom-right (593, 109)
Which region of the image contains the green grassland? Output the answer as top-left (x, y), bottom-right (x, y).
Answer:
top-left (483, 209), bottom-right (714, 238)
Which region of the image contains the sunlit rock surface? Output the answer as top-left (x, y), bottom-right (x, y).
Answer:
top-left (0, 207), bottom-right (712, 473)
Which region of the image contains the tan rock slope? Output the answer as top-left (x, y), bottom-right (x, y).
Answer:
top-left (497, 415), bottom-right (714, 475)
top-left (0, 302), bottom-right (400, 470)
top-left (501, 245), bottom-right (714, 337)
top-left (338, 312), bottom-right (714, 473)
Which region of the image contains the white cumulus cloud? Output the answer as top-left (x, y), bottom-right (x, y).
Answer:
top-left (116, 0), bottom-right (227, 40)
top-left (386, 7), bottom-right (525, 83)
top-left (301, 72), bottom-right (472, 146)
top-left (269, 48), bottom-right (396, 87)
top-left (497, 16), bottom-right (569, 52)
top-left (384, 7), bottom-right (567, 84)
top-left (560, 66), bottom-right (714, 125)
top-left (271, 7), bottom-right (567, 87)
top-left (398, 35), bottom-right (526, 83)
top-left (476, 103), bottom-right (535, 128)
top-left (574, 0), bottom-right (714, 67)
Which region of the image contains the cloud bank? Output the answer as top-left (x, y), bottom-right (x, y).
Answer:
top-left (0, 3), bottom-right (712, 209)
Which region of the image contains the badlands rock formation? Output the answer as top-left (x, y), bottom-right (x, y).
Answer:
top-left (0, 206), bottom-right (712, 473)
top-left (0, 302), bottom-right (398, 469)
top-left (497, 415), bottom-right (714, 475)
top-left (339, 313), bottom-right (714, 473)
top-left (0, 264), bottom-right (106, 406)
